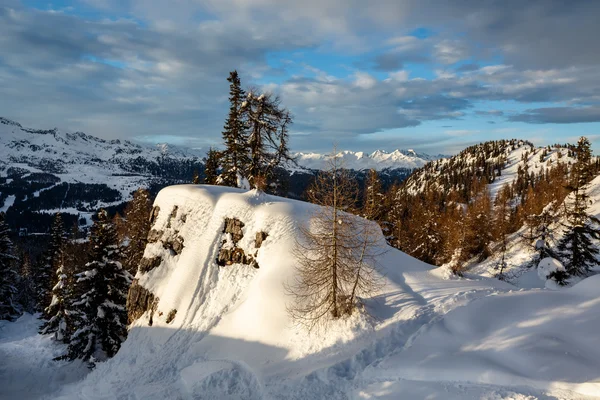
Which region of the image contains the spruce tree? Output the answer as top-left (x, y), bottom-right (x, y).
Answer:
top-left (15, 251), bottom-right (37, 314)
top-left (38, 213), bottom-right (66, 314)
top-left (65, 209), bottom-right (132, 365)
top-left (556, 137), bottom-right (600, 277)
top-left (219, 70), bottom-right (249, 187)
top-left (0, 213), bottom-right (19, 320)
top-left (39, 247), bottom-right (72, 341)
top-left (121, 189), bottom-right (152, 276)
top-left (204, 148), bottom-right (220, 185)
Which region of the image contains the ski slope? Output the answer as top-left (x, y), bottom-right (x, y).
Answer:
top-left (1, 185), bottom-right (599, 399)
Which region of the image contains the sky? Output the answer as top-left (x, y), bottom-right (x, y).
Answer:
top-left (1, 0), bottom-right (600, 155)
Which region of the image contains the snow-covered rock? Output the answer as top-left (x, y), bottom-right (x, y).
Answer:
top-left (537, 257), bottom-right (565, 281)
top-left (31, 184), bottom-right (598, 400)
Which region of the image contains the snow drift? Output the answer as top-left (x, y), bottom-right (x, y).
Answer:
top-left (39, 185), bottom-right (600, 400)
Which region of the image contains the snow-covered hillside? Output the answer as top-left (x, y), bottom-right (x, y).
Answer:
top-left (474, 173), bottom-right (600, 288)
top-left (0, 117), bottom-right (203, 203)
top-left (1, 185), bottom-right (593, 399)
top-left (294, 149), bottom-right (441, 171)
top-left (404, 139), bottom-right (576, 196)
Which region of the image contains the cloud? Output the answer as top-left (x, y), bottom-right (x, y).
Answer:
top-left (1, 0), bottom-right (599, 154)
top-left (475, 110), bottom-right (504, 116)
top-left (509, 106), bottom-right (600, 124)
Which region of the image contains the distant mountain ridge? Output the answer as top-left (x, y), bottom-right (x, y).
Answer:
top-left (0, 117), bottom-right (432, 232)
top-left (293, 149), bottom-right (445, 171)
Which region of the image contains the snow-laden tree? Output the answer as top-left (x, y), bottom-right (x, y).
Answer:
top-left (121, 188), bottom-right (152, 276)
top-left (39, 251), bottom-right (73, 341)
top-left (0, 212), bottom-right (19, 320)
top-left (557, 137), bottom-right (600, 278)
top-left (37, 213), bottom-right (66, 314)
top-left (65, 209), bottom-right (132, 365)
top-left (219, 70), bottom-right (249, 188)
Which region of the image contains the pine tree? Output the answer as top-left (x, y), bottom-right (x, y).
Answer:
top-left (203, 148), bottom-right (220, 185)
top-left (121, 189), bottom-right (152, 276)
top-left (244, 90), bottom-right (294, 189)
top-left (556, 137), bottom-right (600, 277)
top-left (192, 169), bottom-right (200, 184)
top-left (37, 213), bottom-right (66, 314)
top-left (65, 209), bottom-right (132, 365)
top-left (0, 213), bottom-right (19, 320)
top-left (15, 251), bottom-right (37, 314)
top-left (39, 247), bottom-right (72, 341)
top-left (219, 70), bottom-right (249, 187)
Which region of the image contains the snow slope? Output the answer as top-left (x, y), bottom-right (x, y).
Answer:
top-left (3, 185), bottom-right (599, 399)
top-left (474, 174), bottom-right (600, 288)
top-left (0, 117), bottom-right (204, 216)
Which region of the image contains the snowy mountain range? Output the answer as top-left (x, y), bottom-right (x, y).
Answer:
top-left (0, 117), bottom-right (436, 232)
top-left (293, 149), bottom-right (442, 171)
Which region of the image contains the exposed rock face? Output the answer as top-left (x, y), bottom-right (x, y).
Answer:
top-left (167, 206), bottom-right (178, 228)
top-left (216, 218), bottom-right (263, 269)
top-left (147, 229), bottom-right (163, 243)
top-left (224, 217), bottom-right (245, 243)
top-left (150, 206), bottom-right (160, 225)
top-left (127, 279), bottom-right (159, 325)
top-left (162, 233), bottom-right (185, 255)
top-left (166, 309), bottom-right (177, 324)
top-left (255, 231), bottom-right (268, 248)
top-left (138, 256), bottom-right (162, 274)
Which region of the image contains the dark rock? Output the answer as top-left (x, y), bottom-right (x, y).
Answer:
top-left (166, 309), bottom-right (177, 324)
top-left (170, 205), bottom-right (178, 219)
top-left (126, 280), bottom-right (159, 325)
top-left (255, 231), bottom-right (268, 248)
top-left (147, 229), bottom-right (163, 243)
top-left (162, 234), bottom-right (184, 255)
top-left (180, 214), bottom-right (187, 223)
top-left (223, 218), bottom-right (244, 244)
top-left (150, 206), bottom-right (160, 225)
top-left (138, 256), bottom-right (162, 273)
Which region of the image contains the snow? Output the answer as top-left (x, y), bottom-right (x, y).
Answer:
top-left (537, 257), bottom-right (565, 281)
top-left (2, 185), bottom-right (600, 399)
top-left (0, 195), bottom-right (15, 213)
top-left (0, 314), bottom-right (88, 400)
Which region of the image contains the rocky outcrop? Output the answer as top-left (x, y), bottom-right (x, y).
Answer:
top-left (162, 233), bottom-right (185, 255)
top-left (224, 218), bottom-right (245, 243)
top-left (216, 218), bottom-right (263, 269)
top-left (148, 229), bottom-right (163, 243)
top-left (150, 206), bottom-right (160, 225)
top-left (166, 309), bottom-right (177, 324)
top-left (127, 279), bottom-right (159, 325)
top-left (138, 256), bottom-right (162, 274)
top-left (255, 231), bottom-right (268, 248)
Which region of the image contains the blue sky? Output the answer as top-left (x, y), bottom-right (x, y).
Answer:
top-left (1, 0), bottom-right (600, 154)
